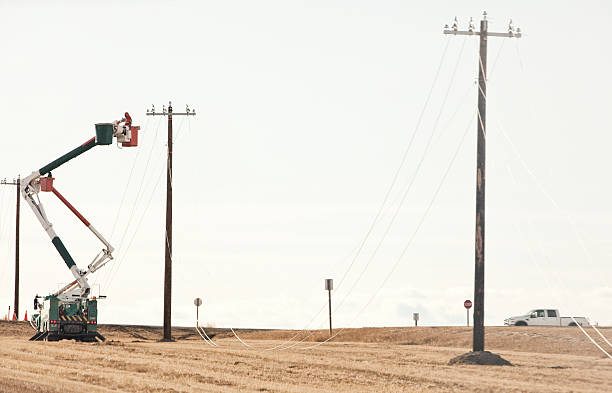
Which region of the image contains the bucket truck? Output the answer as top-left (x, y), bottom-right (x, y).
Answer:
top-left (24, 114), bottom-right (139, 342)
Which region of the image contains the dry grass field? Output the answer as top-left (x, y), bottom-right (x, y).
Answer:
top-left (1, 320), bottom-right (611, 392)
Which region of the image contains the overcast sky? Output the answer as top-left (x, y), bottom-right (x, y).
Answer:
top-left (0, 1), bottom-right (611, 330)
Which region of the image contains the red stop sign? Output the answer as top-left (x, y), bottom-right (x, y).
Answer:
top-left (464, 300), bottom-right (472, 309)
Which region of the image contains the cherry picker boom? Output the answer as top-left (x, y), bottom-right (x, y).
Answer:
top-left (23, 114), bottom-right (139, 342)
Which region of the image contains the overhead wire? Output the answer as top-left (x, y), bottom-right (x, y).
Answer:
top-left (104, 116), bottom-right (189, 291)
top-left (278, 38), bottom-right (508, 350)
top-left (510, 40), bottom-right (612, 346)
top-left (272, 40), bottom-right (482, 349)
top-left (110, 116), bottom-right (152, 238)
top-left (93, 116), bottom-right (155, 290)
top-left (495, 119), bottom-right (612, 358)
top-left (325, 35), bottom-right (501, 330)
top-left (331, 36), bottom-right (468, 318)
top-left (101, 116), bottom-right (164, 291)
top-left (0, 188), bottom-right (11, 302)
top-left (229, 37), bottom-right (497, 352)
top-left (296, 110), bottom-right (476, 350)
top-left (523, 217), bottom-right (612, 352)
top-left (486, 40), bottom-right (612, 357)
top-left (226, 37), bottom-right (459, 351)
top-left (331, 36), bottom-right (453, 295)
top-left (0, 188), bottom-right (15, 300)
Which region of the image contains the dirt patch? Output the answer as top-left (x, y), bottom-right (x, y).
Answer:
top-left (449, 351), bottom-right (513, 366)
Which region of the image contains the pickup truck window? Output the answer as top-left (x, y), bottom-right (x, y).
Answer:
top-left (547, 310), bottom-right (558, 317)
top-left (536, 310), bottom-right (545, 318)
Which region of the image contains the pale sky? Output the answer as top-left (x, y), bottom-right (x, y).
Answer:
top-left (0, 1), bottom-right (611, 329)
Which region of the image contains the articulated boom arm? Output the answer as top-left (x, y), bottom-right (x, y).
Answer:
top-left (21, 114), bottom-right (139, 300)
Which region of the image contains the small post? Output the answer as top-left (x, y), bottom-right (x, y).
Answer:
top-left (413, 313), bottom-right (419, 327)
top-left (194, 297), bottom-right (202, 325)
top-left (325, 279), bottom-right (333, 336)
top-left (464, 300), bottom-right (472, 327)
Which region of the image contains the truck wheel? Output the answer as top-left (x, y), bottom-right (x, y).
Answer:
top-left (515, 321), bottom-right (527, 326)
top-left (568, 322), bottom-right (577, 327)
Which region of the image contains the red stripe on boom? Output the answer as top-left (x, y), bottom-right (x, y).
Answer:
top-left (82, 137), bottom-right (95, 147)
top-left (52, 187), bottom-right (91, 227)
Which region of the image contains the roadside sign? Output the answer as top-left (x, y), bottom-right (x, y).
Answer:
top-left (325, 279), bottom-right (334, 335)
top-left (464, 300), bottom-right (471, 327)
top-left (413, 313), bottom-right (419, 327)
top-left (194, 298), bottom-right (203, 324)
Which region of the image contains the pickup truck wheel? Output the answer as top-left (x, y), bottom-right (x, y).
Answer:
top-left (568, 322), bottom-right (577, 327)
top-left (515, 321), bottom-right (527, 326)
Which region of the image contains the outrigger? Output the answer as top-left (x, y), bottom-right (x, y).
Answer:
top-left (23, 114), bottom-right (139, 341)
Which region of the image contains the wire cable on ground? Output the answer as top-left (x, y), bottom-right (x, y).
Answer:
top-left (195, 321), bottom-right (217, 347)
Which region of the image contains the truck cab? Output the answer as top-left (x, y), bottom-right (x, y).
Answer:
top-left (525, 309), bottom-right (559, 326)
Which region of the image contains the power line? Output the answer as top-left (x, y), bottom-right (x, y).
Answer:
top-left (297, 111), bottom-right (476, 350)
top-left (227, 39), bottom-right (461, 351)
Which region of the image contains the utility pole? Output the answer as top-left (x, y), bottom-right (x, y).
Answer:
top-left (444, 12), bottom-right (521, 353)
top-left (146, 102), bottom-right (196, 341)
top-left (1, 177), bottom-right (20, 320)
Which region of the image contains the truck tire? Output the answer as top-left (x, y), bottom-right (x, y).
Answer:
top-left (515, 321), bottom-right (527, 326)
top-left (568, 322), bottom-right (577, 327)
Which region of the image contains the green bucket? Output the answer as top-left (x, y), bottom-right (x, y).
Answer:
top-left (95, 123), bottom-right (114, 145)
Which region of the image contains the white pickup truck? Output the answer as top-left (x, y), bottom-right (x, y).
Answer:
top-left (504, 309), bottom-right (590, 327)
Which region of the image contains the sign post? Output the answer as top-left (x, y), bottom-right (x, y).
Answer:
top-left (413, 313), bottom-right (419, 327)
top-left (325, 279), bottom-right (333, 336)
top-left (194, 297), bottom-right (202, 325)
top-left (464, 300), bottom-right (472, 327)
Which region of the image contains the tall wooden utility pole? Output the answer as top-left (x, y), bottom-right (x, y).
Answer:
top-left (146, 103), bottom-right (196, 341)
top-left (1, 177), bottom-right (20, 320)
top-left (444, 12), bottom-right (521, 352)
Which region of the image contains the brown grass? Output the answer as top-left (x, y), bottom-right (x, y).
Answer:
top-left (1, 320), bottom-right (611, 392)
